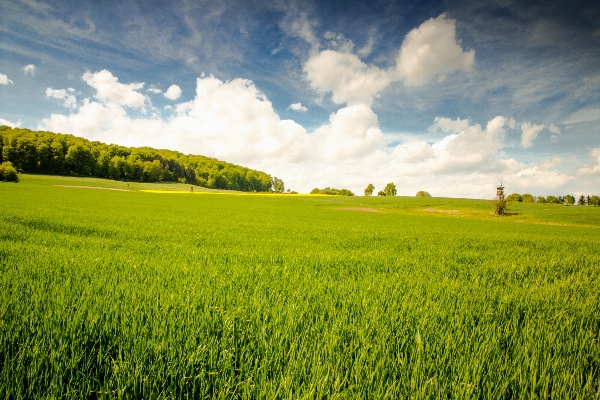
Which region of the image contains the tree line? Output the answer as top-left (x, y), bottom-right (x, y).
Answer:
top-left (310, 187), bottom-right (355, 196)
top-left (507, 192), bottom-right (600, 206)
top-left (0, 126), bottom-right (275, 192)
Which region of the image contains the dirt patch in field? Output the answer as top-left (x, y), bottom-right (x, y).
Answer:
top-left (337, 207), bottom-right (380, 213)
top-left (55, 185), bottom-right (132, 192)
top-left (424, 208), bottom-right (459, 214)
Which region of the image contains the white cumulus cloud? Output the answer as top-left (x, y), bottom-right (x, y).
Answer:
top-left (288, 102), bottom-right (308, 112)
top-left (304, 50), bottom-right (391, 105)
top-left (46, 88), bottom-right (77, 108)
top-left (0, 73), bottom-right (13, 85)
top-left (395, 14), bottom-right (475, 86)
top-left (313, 104), bottom-right (384, 161)
top-left (164, 84), bottom-right (182, 100)
top-left (0, 118), bottom-right (21, 127)
top-left (40, 74), bottom-right (311, 164)
top-left (303, 14), bottom-right (475, 106)
top-left (23, 64), bottom-right (36, 76)
top-left (82, 69), bottom-right (146, 107)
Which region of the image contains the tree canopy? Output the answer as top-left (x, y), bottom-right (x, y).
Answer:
top-left (506, 193), bottom-right (522, 202)
top-left (383, 182), bottom-right (397, 196)
top-left (0, 126), bottom-right (273, 192)
top-left (310, 187), bottom-right (355, 196)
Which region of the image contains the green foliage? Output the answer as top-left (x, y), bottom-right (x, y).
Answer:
top-left (272, 176), bottom-right (285, 193)
top-left (537, 196), bottom-right (546, 203)
top-left (1, 175), bottom-right (599, 397)
top-left (578, 195), bottom-right (586, 206)
top-left (492, 197), bottom-right (508, 215)
top-left (546, 195), bottom-right (559, 204)
top-left (377, 190), bottom-right (386, 196)
top-left (590, 195), bottom-right (600, 207)
top-left (415, 190), bottom-right (431, 198)
top-left (506, 193), bottom-right (522, 202)
top-left (364, 183), bottom-right (375, 196)
top-left (0, 161), bottom-right (19, 182)
top-left (522, 193), bottom-right (535, 202)
top-left (383, 182), bottom-right (397, 196)
top-left (310, 187), bottom-right (355, 196)
top-left (564, 194), bottom-right (575, 205)
top-left (0, 126), bottom-right (272, 192)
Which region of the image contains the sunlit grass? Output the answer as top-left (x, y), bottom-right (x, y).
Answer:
top-left (1, 175), bottom-right (599, 398)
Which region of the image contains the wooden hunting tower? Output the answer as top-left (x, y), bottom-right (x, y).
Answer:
top-left (496, 180), bottom-right (505, 201)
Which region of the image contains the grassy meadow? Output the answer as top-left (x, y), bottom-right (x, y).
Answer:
top-left (1, 174), bottom-right (599, 398)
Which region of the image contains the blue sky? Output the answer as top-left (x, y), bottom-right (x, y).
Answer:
top-left (1, 0), bottom-right (599, 197)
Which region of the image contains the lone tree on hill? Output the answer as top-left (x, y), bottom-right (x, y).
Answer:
top-left (416, 191), bottom-right (431, 197)
top-left (364, 183), bottom-right (375, 196)
top-left (272, 177), bottom-right (285, 193)
top-left (383, 182), bottom-right (397, 196)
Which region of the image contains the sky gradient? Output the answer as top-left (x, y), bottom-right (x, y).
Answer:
top-left (1, 0), bottom-right (599, 197)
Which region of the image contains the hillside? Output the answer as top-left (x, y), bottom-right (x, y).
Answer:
top-left (0, 125), bottom-right (273, 192)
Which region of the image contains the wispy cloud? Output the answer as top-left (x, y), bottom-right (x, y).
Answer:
top-left (22, 64), bottom-right (36, 76)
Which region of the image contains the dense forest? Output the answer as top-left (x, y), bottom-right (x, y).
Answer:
top-left (0, 126), bottom-right (274, 191)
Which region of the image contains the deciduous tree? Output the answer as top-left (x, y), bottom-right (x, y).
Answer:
top-left (383, 182), bottom-right (397, 196)
top-left (272, 177), bottom-right (285, 193)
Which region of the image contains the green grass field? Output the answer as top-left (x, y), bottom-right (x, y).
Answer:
top-left (1, 175), bottom-right (599, 398)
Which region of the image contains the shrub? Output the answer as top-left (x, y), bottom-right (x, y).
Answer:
top-left (537, 196), bottom-right (546, 203)
top-left (416, 191), bottom-right (431, 198)
top-left (0, 161), bottom-right (19, 182)
top-left (492, 197), bottom-right (508, 215)
top-left (506, 193), bottom-right (522, 202)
